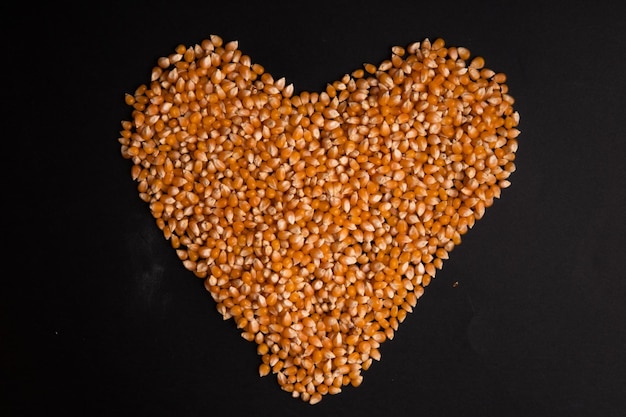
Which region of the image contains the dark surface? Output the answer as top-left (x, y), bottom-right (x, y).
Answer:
top-left (4, 1), bottom-right (626, 416)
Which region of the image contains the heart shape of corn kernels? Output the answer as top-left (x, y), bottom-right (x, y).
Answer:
top-left (119, 35), bottom-right (520, 405)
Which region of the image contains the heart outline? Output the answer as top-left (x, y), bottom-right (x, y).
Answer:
top-left (119, 35), bottom-right (520, 404)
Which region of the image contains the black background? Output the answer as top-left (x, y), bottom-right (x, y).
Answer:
top-left (4, 1), bottom-right (626, 416)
